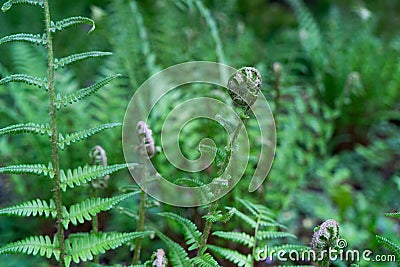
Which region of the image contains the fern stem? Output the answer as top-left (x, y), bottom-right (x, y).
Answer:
top-left (44, 1), bottom-right (66, 266)
top-left (198, 203), bottom-right (218, 255)
top-left (132, 159), bottom-right (147, 264)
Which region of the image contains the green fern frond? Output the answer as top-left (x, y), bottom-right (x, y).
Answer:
top-left (63, 192), bottom-right (138, 229)
top-left (227, 207), bottom-right (256, 228)
top-left (0, 162), bottom-right (54, 178)
top-left (50, 16), bottom-right (95, 33)
top-left (65, 231), bottom-right (153, 267)
top-left (60, 163), bottom-right (134, 191)
top-left (266, 244), bottom-right (310, 254)
top-left (58, 123), bottom-right (122, 149)
top-left (0, 235), bottom-right (59, 260)
top-left (0, 74), bottom-right (45, 88)
top-left (212, 231), bottom-right (255, 248)
top-left (155, 231), bottom-right (191, 267)
top-left (0, 122), bottom-right (50, 136)
top-left (0, 33), bottom-right (46, 46)
top-left (55, 74), bottom-right (121, 109)
top-left (238, 198), bottom-right (274, 218)
top-left (256, 231), bottom-right (296, 240)
top-left (159, 212), bottom-right (202, 251)
top-left (191, 252), bottom-right (220, 267)
top-left (1, 0), bottom-right (43, 12)
top-left (385, 211), bottom-right (400, 218)
top-left (207, 244), bottom-right (252, 267)
top-left (0, 198), bottom-right (56, 218)
top-left (376, 235), bottom-right (400, 262)
top-left (54, 51), bottom-right (112, 70)
top-left (174, 177), bottom-right (205, 187)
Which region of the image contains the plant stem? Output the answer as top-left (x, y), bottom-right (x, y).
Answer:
top-left (44, 1), bottom-right (66, 266)
top-left (92, 188), bottom-right (99, 264)
top-left (132, 159), bottom-right (147, 264)
top-left (198, 202), bottom-right (218, 254)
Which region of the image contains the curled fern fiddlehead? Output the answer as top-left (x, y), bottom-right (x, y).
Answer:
top-left (311, 219), bottom-right (340, 267)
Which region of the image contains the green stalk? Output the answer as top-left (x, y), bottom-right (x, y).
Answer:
top-left (132, 159), bottom-right (147, 264)
top-left (44, 1), bottom-right (66, 266)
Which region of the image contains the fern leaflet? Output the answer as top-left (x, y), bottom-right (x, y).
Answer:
top-left (64, 231), bottom-right (153, 267)
top-left (60, 163), bottom-right (134, 191)
top-left (159, 212), bottom-right (202, 250)
top-left (256, 231), bottom-right (296, 240)
top-left (63, 192), bottom-right (138, 228)
top-left (56, 74), bottom-right (121, 109)
top-left (207, 244), bottom-right (252, 267)
top-left (58, 123), bottom-right (122, 149)
top-left (0, 122), bottom-right (50, 136)
top-left (212, 231), bottom-right (255, 248)
top-left (385, 211), bottom-right (400, 218)
top-left (50, 16), bottom-right (95, 33)
top-left (0, 74), bottom-right (45, 89)
top-left (0, 235), bottom-right (59, 260)
top-left (191, 252), bottom-right (220, 267)
top-left (156, 231), bottom-right (192, 267)
top-left (0, 33), bottom-right (46, 46)
top-left (0, 162), bottom-right (54, 178)
top-left (0, 198), bottom-right (56, 218)
top-left (55, 51), bottom-right (112, 70)
top-left (376, 235), bottom-right (400, 263)
top-left (1, 0), bottom-right (43, 11)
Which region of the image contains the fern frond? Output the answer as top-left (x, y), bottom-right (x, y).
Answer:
top-left (58, 123), bottom-right (122, 149)
top-left (56, 74), bottom-right (121, 109)
top-left (1, 0), bottom-right (43, 12)
top-left (50, 16), bottom-right (95, 33)
top-left (0, 74), bottom-right (45, 88)
top-left (385, 211), bottom-right (400, 218)
top-left (191, 252), bottom-right (220, 267)
top-left (207, 244), bottom-right (252, 267)
top-left (0, 235), bottom-right (58, 260)
top-left (376, 235), bottom-right (400, 262)
top-left (55, 51), bottom-right (112, 70)
top-left (60, 163), bottom-right (134, 191)
top-left (63, 192), bottom-right (138, 229)
top-left (227, 207), bottom-right (256, 228)
top-left (0, 162), bottom-right (54, 178)
top-left (156, 231), bottom-right (191, 267)
top-left (212, 231), bottom-right (255, 248)
top-left (0, 198), bottom-right (56, 218)
top-left (256, 231), bottom-right (296, 240)
top-left (65, 231), bottom-right (153, 267)
top-left (0, 33), bottom-right (46, 46)
top-left (266, 244), bottom-right (310, 254)
top-left (159, 212), bottom-right (201, 250)
top-left (238, 198), bottom-right (274, 218)
top-left (213, 231), bottom-right (255, 248)
top-left (0, 122), bottom-right (50, 136)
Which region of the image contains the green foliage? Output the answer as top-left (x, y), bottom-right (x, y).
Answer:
top-left (190, 252), bottom-right (219, 267)
top-left (54, 51), bottom-right (112, 70)
top-left (55, 74), bottom-right (121, 109)
top-left (0, 162), bottom-right (54, 177)
top-left (1, 0), bottom-right (44, 12)
top-left (0, 73), bottom-right (45, 88)
top-left (0, 122), bottom-right (50, 136)
top-left (155, 231), bottom-right (191, 267)
top-left (207, 245), bottom-right (252, 267)
top-left (376, 235), bottom-right (400, 264)
top-left (0, 198), bottom-right (56, 217)
top-left (50, 16), bottom-right (95, 33)
top-left (0, 33), bottom-right (46, 46)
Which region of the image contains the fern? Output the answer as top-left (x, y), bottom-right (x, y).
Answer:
top-left (256, 231), bottom-right (296, 240)
top-left (376, 236), bottom-right (400, 264)
top-left (207, 245), bottom-right (252, 267)
top-left (1, 0), bottom-right (43, 11)
top-left (0, 122), bottom-right (50, 136)
top-left (0, 162), bottom-right (54, 177)
top-left (54, 51), bottom-right (112, 70)
top-left (63, 192), bottom-right (138, 229)
top-left (385, 211), bottom-right (400, 218)
top-left (58, 123), bottom-right (121, 149)
top-left (0, 74), bottom-right (45, 88)
top-left (0, 235), bottom-right (59, 260)
top-left (212, 231), bottom-right (255, 248)
top-left (55, 74), bottom-right (121, 109)
top-left (50, 16), bottom-right (95, 33)
top-left (0, 198), bottom-right (56, 217)
top-left (156, 231), bottom-right (192, 267)
top-left (190, 252), bottom-right (220, 267)
top-left (64, 231), bottom-right (153, 267)
top-left (0, 33), bottom-right (46, 46)
top-left (59, 163), bottom-right (134, 191)
top-left (159, 212), bottom-right (202, 250)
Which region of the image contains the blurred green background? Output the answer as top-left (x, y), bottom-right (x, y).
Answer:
top-left (0, 0), bottom-right (399, 266)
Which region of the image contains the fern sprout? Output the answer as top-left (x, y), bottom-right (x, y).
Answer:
top-left (137, 121), bottom-right (155, 157)
top-left (311, 219), bottom-right (340, 267)
top-left (90, 145), bottom-right (109, 189)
